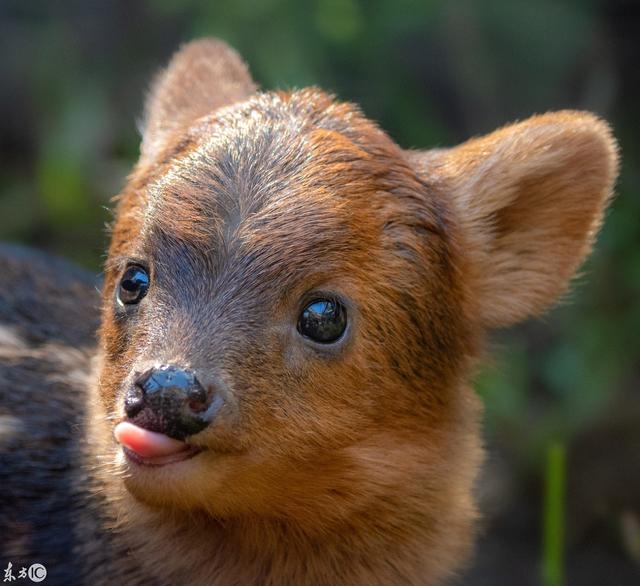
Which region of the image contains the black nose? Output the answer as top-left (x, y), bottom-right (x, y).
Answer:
top-left (124, 365), bottom-right (217, 440)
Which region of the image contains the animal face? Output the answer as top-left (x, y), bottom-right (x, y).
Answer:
top-left (97, 40), bottom-right (617, 542)
top-left (100, 87), bottom-right (474, 520)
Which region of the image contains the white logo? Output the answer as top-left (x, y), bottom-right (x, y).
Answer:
top-left (27, 565), bottom-right (46, 583)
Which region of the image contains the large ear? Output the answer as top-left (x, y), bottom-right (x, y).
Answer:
top-left (141, 38), bottom-right (257, 162)
top-left (409, 111), bottom-right (619, 328)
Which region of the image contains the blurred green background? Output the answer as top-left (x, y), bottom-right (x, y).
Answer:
top-left (1, 1), bottom-right (638, 583)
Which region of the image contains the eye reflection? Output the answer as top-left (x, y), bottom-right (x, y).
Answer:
top-left (297, 298), bottom-right (347, 344)
top-left (117, 265), bottom-right (150, 306)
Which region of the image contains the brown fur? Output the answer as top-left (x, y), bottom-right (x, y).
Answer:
top-left (1, 39), bottom-right (619, 585)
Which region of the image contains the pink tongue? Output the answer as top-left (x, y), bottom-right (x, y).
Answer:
top-left (114, 421), bottom-right (189, 458)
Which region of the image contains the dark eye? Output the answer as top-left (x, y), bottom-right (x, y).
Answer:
top-left (297, 298), bottom-right (347, 344)
top-left (116, 265), bottom-right (150, 306)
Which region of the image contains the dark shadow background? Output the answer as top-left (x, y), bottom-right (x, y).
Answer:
top-left (0, 1), bottom-right (638, 584)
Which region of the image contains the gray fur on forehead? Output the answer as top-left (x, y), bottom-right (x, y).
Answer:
top-left (140, 89), bottom-right (388, 244)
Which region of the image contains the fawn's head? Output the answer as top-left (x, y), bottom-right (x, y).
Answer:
top-left (98, 38), bottom-right (617, 563)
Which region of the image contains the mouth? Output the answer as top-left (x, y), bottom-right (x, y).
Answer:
top-left (114, 420), bottom-right (202, 467)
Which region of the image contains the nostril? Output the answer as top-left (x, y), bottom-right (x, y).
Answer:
top-left (187, 386), bottom-right (209, 413)
top-left (124, 385), bottom-right (145, 418)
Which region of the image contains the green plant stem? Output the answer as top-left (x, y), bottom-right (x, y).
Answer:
top-left (542, 441), bottom-right (566, 586)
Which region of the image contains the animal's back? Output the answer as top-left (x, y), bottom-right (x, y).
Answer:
top-left (0, 245), bottom-right (100, 583)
